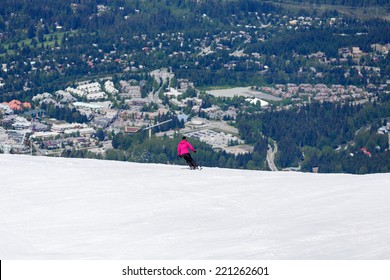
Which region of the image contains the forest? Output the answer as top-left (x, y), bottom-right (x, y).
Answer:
top-left (1, 0), bottom-right (390, 100)
top-left (236, 94), bottom-right (390, 173)
top-left (62, 130), bottom-right (270, 170)
top-left (61, 96), bottom-right (390, 174)
top-left (1, 0), bottom-right (390, 173)
top-left (276, 0), bottom-right (390, 8)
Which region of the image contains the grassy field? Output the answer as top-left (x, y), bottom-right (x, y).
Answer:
top-left (0, 31), bottom-right (69, 57)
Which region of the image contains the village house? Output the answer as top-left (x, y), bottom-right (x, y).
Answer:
top-left (246, 98), bottom-right (269, 108)
top-left (86, 92), bottom-right (107, 100)
top-left (56, 90), bottom-right (77, 103)
top-left (12, 116), bottom-right (31, 130)
top-left (64, 127), bottom-right (95, 137)
top-left (93, 117), bottom-right (112, 128)
top-left (124, 126), bottom-right (141, 134)
top-left (201, 105), bottom-right (224, 119)
top-left (31, 131), bottom-right (60, 140)
top-left (164, 87), bottom-right (182, 98)
top-left (51, 123), bottom-right (87, 133)
top-left (41, 139), bottom-right (64, 150)
top-left (0, 103), bottom-right (13, 115)
top-left (66, 82), bottom-right (107, 100)
top-left (177, 79), bottom-right (194, 92)
top-left (125, 98), bottom-right (149, 107)
top-left (169, 98), bottom-right (185, 108)
top-left (31, 120), bottom-right (49, 132)
top-left (223, 107), bottom-right (238, 119)
top-left (119, 82), bottom-right (142, 99)
top-left (32, 92), bottom-right (53, 102)
top-left (104, 80), bottom-right (119, 95)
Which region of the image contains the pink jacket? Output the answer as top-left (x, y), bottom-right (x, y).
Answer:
top-left (177, 139), bottom-right (196, 156)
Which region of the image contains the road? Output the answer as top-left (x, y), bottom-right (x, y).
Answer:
top-left (267, 142), bottom-right (278, 171)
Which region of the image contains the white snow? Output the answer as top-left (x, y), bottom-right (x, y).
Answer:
top-left (1, 154), bottom-right (390, 260)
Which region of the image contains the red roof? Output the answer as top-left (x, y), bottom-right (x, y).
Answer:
top-left (125, 126), bottom-right (140, 133)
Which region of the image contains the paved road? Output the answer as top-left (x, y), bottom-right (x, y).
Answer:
top-left (267, 143), bottom-right (278, 171)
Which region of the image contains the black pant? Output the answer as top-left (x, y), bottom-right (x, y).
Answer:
top-left (181, 153), bottom-right (198, 169)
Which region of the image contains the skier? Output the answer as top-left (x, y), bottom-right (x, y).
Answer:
top-left (177, 136), bottom-right (201, 170)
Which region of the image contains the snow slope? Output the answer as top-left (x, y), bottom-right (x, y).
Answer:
top-left (1, 154), bottom-right (390, 260)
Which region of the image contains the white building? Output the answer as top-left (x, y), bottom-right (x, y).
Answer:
top-left (66, 87), bottom-right (86, 97)
top-left (12, 117), bottom-right (31, 130)
top-left (104, 80), bottom-right (119, 94)
top-left (31, 131), bottom-right (60, 140)
top-left (0, 103), bottom-right (13, 114)
top-left (52, 123), bottom-right (86, 133)
top-left (246, 97), bottom-right (269, 107)
top-left (78, 82), bottom-right (101, 93)
top-left (73, 102), bottom-right (105, 110)
top-left (164, 87), bottom-right (182, 98)
top-left (32, 92), bottom-right (53, 102)
top-left (64, 127), bottom-right (95, 137)
top-left (86, 92), bottom-right (107, 100)
top-left (66, 82), bottom-right (107, 100)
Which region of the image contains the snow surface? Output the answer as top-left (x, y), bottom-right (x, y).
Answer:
top-left (1, 154), bottom-right (390, 260)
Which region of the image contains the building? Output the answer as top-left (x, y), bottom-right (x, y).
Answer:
top-left (0, 103), bottom-right (13, 115)
top-left (246, 97), bottom-right (269, 107)
top-left (124, 126), bottom-right (141, 133)
top-left (164, 88), bottom-right (182, 98)
top-left (104, 80), bottom-right (119, 94)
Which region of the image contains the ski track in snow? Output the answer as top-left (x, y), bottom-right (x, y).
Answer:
top-left (1, 154), bottom-right (390, 260)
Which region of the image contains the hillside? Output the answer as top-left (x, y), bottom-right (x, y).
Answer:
top-left (1, 0), bottom-right (390, 174)
top-left (276, 0), bottom-right (390, 20)
top-left (1, 154), bottom-right (389, 259)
